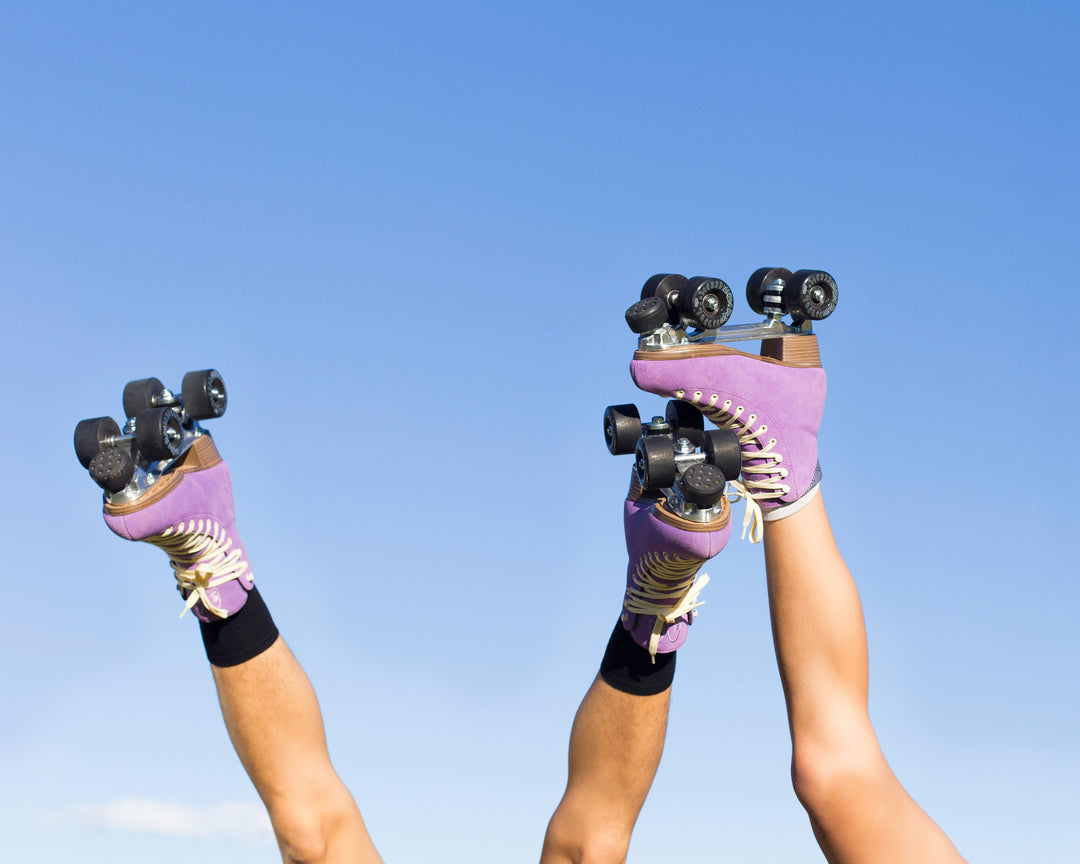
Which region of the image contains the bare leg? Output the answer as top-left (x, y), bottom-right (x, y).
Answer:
top-left (541, 479), bottom-right (730, 862)
top-left (91, 433), bottom-right (382, 864)
top-left (212, 637), bottom-right (383, 864)
top-left (540, 675), bottom-right (670, 864)
top-left (629, 319), bottom-right (968, 861)
top-left (765, 494), bottom-right (965, 864)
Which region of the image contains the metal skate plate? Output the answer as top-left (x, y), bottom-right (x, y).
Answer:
top-left (636, 316), bottom-right (814, 353)
top-left (104, 424), bottom-right (209, 506)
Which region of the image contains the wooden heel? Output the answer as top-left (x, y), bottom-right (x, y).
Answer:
top-left (759, 334), bottom-right (821, 368)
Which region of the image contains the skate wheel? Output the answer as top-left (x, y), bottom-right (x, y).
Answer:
top-left (604, 404), bottom-right (642, 455)
top-left (665, 400), bottom-right (704, 448)
top-left (89, 447), bottom-right (135, 493)
top-left (678, 277), bottom-right (733, 330)
top-left (681, 463), bottom-right (727, 509)
top-left (639, 274), bottom-right (687, 325)
top-left (746, 267), bottom-right (793, 316)
top-left (123, 377), bottom-right (166, 420)
top-left (182, 369), bottom-right (227, 420)
top-left (703, 429), bottom-right (742, 481)
top-left (635, 435), bottom-right (677, 490)
top-left (625, 297), bottom-right (669, 334)
top-left (784, 270), bottom-right (838, 321)
top-left (135, 407), bottom-right (183, 461)
top-left (74, 416), bottom-right (121, 469)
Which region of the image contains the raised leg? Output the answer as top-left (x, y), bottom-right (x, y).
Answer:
top-left (213, 639), bottom-right (382, 864)
top-left (94, 435), bottom-right (382, 864)
top-left (631, 335), bottom-right (967, 862)
top-left (764, 494), bottom-right (965, 864)
top-left (541, 474), bottom-right (732, 862)
top-left (540, 673), bottom-right (670, 864)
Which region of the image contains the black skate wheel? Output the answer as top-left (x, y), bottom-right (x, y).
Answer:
top-left (703, 429), bottom-right (742, 481)
top-left (678, 277), bottom-right (733, 330)
top-left (74, 416), bottom-right (121, 469)
top-left (681, 463), bottom-right (727, 509)
top-left (625, 297), bottom-right (669, 334)
top-left (89, 447), bottom-right (136, 494)
top-left (635, 435), bottom-right (677, 490)
top-left (746, 267), bottom-right (793, 316)
top-left (135, 407), bottom-right (183, 462)
top-left (604, 403), bottom-right (642, 455)
top-left (784, 270), bottom-right (838, 321)
top-left (665, 400), bottom-right (704, 448)
top-left (182, 369), bottom-right (227, 420)
top-left (123, 377), bottom-right (166, 420)
top-left (639, 274), bottom-right (687, 325)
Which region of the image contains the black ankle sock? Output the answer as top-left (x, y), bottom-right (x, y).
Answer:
top-left (199, 586), bottom-right (279, 667)
top-left (599, 619), bottom-right (676, 696)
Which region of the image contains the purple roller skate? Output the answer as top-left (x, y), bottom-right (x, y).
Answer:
top-left (631, 341), bottom-right (825, 534)
top-left (626, 268), bottom-right (837, 534)
top-left (621, 474), bottom-right (732, 659)
top-left (102, 435), bottom-right (255, 621)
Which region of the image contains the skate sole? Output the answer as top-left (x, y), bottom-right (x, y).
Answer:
top-left (628, 474), bottom-right (733, 532)
top-left (104, 435), bottom-right (223, 517)
top-left (634, 334), bottom-right (821, 369)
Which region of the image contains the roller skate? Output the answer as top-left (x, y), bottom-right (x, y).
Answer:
top-left (623, 270), bottom-right (838, 536)
top-left (602, 400), bottom-right (742, 658)
top-left (73, 370), bottom-right (254, 621)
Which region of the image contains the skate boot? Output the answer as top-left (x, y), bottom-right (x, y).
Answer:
top-left (603, 401), bottom-right (743, 658)
top-left (74, 371), bottom-right (253, 621)
top-left (624, 269), bottom-right (836, 537)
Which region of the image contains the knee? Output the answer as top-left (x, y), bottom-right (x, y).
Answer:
top-left (542, 804), bottom-right (632, 864)
top-left (789, 732), bottom-right (887, 828)
top-left (267, 787), bottom-right (355, 864)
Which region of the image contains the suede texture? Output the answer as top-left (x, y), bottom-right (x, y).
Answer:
top-left (103, 460), bottom-right (254, 621)
top-left (622, 490), bottom-right (730, 654)
top-left (631, 351), bottom-right (826, 510)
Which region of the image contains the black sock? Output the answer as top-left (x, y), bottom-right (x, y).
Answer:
top-left (198, 585), bottom-right (279, 667)
top-left (599, 618), bottom-right (676, 696)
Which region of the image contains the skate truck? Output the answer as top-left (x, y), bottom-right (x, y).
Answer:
top-left (74, 370), bottom-right (228, 501)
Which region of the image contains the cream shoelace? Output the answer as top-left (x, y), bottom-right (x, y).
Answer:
top-left (675, 389), bottom-right (785, 543)
top-left (146, 519), bottom-right (250, 618)
top-left (624, 551), bottom-right (710, 660)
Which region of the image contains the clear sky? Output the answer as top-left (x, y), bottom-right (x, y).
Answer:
top-left (1, 2), bottom-right (1077, 862)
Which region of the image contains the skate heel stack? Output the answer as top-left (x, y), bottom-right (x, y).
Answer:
top-left (759, 333), bottom-right (821, 367)
top-left (102, 435), bottom-right (223, 517)
top-left (625, 267), bottom-right (838, 363)
top-left (74, 369), bottom-right (229, 505)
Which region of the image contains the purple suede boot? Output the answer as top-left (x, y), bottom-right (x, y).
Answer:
top-left (630, 338), bottom-right (826, 535)
top-left (103, 435), bottom-right (255, 621)
top-left (622, 474), bottom-right (732, 659)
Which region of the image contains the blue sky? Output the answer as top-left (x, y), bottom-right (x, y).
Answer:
top-left (1, 1), bottom-right (1077, 861)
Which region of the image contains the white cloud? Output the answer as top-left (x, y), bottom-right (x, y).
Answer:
top-left (45, 798), bottom-right (273, 846)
